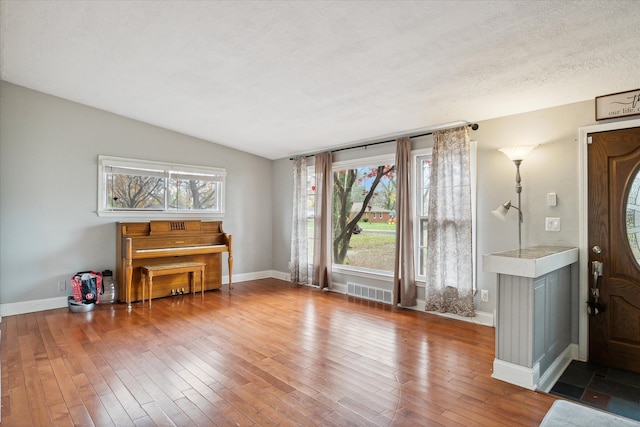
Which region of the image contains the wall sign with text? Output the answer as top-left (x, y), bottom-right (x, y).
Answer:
top-left (596, 88), bottom-right (640, 121)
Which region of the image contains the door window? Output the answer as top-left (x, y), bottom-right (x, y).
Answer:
top-left (626, 167), bottom-right (640, 265)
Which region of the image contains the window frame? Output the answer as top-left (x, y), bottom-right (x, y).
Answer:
top-left (306, 163), bottom-right (316, 280)
top-left (331, 153), bottom-right (397, 276)
top-left (413, 148), bottom-right (433, 281)
top-left (97, 155), bottom-right (226, 218)
top-left (306, 142), bottom-right (477, 286)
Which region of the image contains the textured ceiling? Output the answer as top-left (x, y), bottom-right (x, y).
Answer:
top-left (2, 1), bottom-right (640, 160)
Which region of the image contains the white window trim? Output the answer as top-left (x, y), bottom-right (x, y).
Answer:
top-left (97, 155), bottom-right (226, 218)
top-left (331, 153), bottom-right (396, 277)
top-left (333, 153), bottom-right (395, 171)
top-left (412, 147), bottom-right (432, 286)
top-left (333, 264), bottom-right (394, 281)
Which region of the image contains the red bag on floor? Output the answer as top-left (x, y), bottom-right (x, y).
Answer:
top-left (71, 271), bottom-right (102, 304)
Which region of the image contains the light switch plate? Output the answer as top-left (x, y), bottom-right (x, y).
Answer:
top-left (481, 290), bottom-right (489, 303)
top-left (545, 217), bottom-right (561, 232)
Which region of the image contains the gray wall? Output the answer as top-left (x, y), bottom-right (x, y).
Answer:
top-left (272, 157), bottom-right (294, 274)
top-left (271, 100), bottom-right (599, 315)
top-left (474, 101), bottom-right (594, 314)
top-left (0, 78), bottom-right (629, 323)
top-left (0, 81), bottom-right (273, 305)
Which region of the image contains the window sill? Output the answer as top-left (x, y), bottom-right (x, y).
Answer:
top-left (332, 265), bottom-right (394, 281)
top-left (96, 210), bottom-right (224, 219)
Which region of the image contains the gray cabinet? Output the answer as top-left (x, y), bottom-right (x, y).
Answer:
top-left (484, 246), bottom-right (578, 390)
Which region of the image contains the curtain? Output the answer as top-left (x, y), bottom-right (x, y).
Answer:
top-left (312, 152), bottom-right (333, 290)
top-left (393, 137), bottom-right (417, 307)
top-left (289, 156), bottom-right (308, 285)
top-left (425, 126), bottom-right (475, 317)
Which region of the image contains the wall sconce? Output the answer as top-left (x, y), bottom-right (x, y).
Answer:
top-left (492, 145), bottom-right (537, 251)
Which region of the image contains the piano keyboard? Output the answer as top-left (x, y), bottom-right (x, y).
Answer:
top-left (136, 244), bottom-right (226, 253)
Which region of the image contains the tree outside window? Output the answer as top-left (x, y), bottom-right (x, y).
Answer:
top-left (99, 156), bottom-right (225, 216)
top-left (332, 163), bottom-right (396, 271)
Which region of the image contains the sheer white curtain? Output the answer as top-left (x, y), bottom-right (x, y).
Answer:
top-left (312, 152), bottom-right (333, 290)
top-left (425, 126), bottom-right (475, 317)
top-left (393, 137), bottom-right (417, 307)
top-left (289, 156), bottom-right (308, 285)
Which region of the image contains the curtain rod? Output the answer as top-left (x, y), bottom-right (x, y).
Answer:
top-left (290, 123), bottom-right (479, 160)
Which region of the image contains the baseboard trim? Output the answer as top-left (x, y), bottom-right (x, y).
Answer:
top-left (0, 270), bottom-right (282, 318)
top-left (0, 295), bottom-right (70, 317)
top-left (492, 358), bottom-right (540, 390)
top-left (423, 302), bottom-right (494, 327)
top-left (270, 270), bottom-right (291, 281)
top-left (0, 271), bottom-right (493, 328)
top-left (226, 270), bottom-right (281, 283)
top-left (493, 343), bottom-right (580, 392)
top-left (538, 343), bottom-right (580, 392)
top-left (327, 279), bottom-right (494, 327)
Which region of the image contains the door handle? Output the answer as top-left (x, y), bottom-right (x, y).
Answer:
top-left (592, 245), bottom-right (602, 254)
top-left (591, 260), bottom-right (603, 299)
top-left (592, 260), bottom-right (603, 277)
top-left (588, 260), bottom-right (605, 316)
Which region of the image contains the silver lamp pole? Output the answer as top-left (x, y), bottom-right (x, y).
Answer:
top-left (492, 146), bottom-right (537, 252)
top-left (514, 159), bottom-right (523, 252)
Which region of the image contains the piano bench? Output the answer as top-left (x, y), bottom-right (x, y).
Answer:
top-left (139, 262), bottom-right (206, 308)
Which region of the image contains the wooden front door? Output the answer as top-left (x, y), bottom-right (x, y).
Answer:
top-left (588, 127), bottom-right (640, 372)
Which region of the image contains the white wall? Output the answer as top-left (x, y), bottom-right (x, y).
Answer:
top-left (0, 81), bottom-right (273, 306)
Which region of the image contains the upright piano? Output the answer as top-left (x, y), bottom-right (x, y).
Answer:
top-left (116, 220), bottom-right (232, 306)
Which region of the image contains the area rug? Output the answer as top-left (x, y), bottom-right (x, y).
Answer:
top-left (540, 400), bottom-right (640, 426)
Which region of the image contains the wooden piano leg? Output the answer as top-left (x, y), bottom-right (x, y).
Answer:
top-left (125, 238), bottom-right (133, 310)
top-left (228, 253), bottom-right (233, 290)
top-left (126, 264), bottom-right (132, 310)
top-left (140, 273), bottom-right (146, 306)
top-left (148, 273), bottom-right (153, 308)
top-left (200, 265), bottom-right (205, 299)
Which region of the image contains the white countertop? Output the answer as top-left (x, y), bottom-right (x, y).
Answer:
top-left (483, 245), bottom-right (579, 278)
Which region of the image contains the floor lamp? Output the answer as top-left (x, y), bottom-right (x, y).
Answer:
top-left (492, 145), bottom-right (537, 252)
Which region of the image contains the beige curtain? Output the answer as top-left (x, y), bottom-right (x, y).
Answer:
top-left (425, 126), bottom-right (474, 317)
top-left (289, 156), bottom-right (308, 285)
top-left (312, 152), bottom-right (333, 290)
top-left (393, 137), bottom-right (417, 307)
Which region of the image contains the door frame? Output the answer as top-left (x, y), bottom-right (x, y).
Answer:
top-left (578, 118), bottom-right (640, 361)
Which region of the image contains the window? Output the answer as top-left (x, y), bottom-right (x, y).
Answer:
top-left (306, 167), bottom-right (316, 274)
top-left (415, 153), bottom-right (432, 277)
top-left (306, 143), bottom-right (475, 283)
top-left (332, 155), bottom-right (396, 272)
top-left (414, 143), bottom-right (477, 285)
top-left (98, 156), bottom-right (225, 217)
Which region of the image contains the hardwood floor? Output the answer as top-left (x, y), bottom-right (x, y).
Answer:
top-left (1, 278), bottom-right (557, 426)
